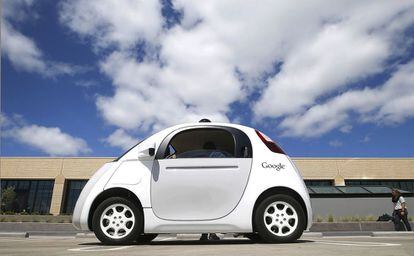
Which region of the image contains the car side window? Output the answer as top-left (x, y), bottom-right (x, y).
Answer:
top-left (164, 128), bottom-right (236, 159)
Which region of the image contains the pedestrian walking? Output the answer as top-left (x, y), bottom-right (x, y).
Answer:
top-left (391, 188), bottom-right (412, 231)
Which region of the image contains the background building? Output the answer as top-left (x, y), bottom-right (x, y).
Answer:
top-left (1, 157), bottom-right (413, 218)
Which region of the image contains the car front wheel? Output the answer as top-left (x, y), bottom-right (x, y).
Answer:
top-left (254, 194), bottom-right (306, 243)
top-left (135, 234), bottom-right (158, 243)
top-left (92, 197), bottom-right (142, 245)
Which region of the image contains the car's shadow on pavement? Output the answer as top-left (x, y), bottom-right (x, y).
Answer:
top-left (79, 239), bottom-right (314, 246)
top-left (149, 239), bottom-right (314, 246)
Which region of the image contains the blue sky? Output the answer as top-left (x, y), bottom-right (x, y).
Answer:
top-left (1, 0), bottom-right (414, 157)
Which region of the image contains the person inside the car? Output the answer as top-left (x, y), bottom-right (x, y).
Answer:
top-left (203, 141), bottom-right (227, 158)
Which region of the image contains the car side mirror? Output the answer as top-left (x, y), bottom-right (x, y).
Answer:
top-left (138, 147), bottom-right (155, 159)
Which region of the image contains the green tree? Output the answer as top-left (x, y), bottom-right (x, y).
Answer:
top-left (1, 186), bottom-right (16, 212)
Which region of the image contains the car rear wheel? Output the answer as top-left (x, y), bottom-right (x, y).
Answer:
top-left (244, 233), bottom-right (262, 242)
top-left (254, 194), bottom-right (305, 243)
top-left (92, 197), bottom-right (142, 245)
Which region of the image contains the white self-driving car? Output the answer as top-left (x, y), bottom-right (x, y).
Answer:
top-left (72, 120), bottom-right (312, 244)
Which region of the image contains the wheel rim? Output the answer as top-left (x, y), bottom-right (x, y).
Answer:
top-left (100, 203), bottom-right (135, 239)
top-left (263, 201), bottom-right (298, 237)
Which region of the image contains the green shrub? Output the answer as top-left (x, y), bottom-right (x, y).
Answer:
top-left (366, 215), bottom-right (376, 221)
top-left (2, 211), bottom-right (16, 215)
top-left (327, 214), bottom-right (334, 222)
top-left (1, 187), bottom-right (16, 212)
top-left (316, 215), bottom-right (324, 222)
top-left (351, 215), bottom-right (360, 222)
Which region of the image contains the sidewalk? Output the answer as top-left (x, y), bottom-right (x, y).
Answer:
top-left (0, 221), bottom-right (413, 238)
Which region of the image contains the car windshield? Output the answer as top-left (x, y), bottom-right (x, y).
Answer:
top-left (113, 139), bottom-right (144, 162)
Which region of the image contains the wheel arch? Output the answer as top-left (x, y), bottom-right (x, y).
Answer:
top-left (252, 187), bottom-right (308, 231)
top-left (88, 187), bottom-right (144, 231)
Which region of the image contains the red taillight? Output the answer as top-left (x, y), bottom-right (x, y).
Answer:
top-left (255, 130), bottom-right (285, 154)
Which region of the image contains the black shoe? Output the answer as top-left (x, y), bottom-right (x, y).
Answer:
top-left (200, 234), bottom-right (208, 241)
top-left (209, 233), bottom-right (220, 240)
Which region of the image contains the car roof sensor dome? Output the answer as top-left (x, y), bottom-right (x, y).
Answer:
top-left (199, 118), bottom-right (211, 123)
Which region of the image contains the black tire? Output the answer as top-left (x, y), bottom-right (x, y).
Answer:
top-left (244, 233), bottom-right (262, 242)
top-left (254, 194), bottom-right (306, 243)
top-left (135, 234), bottom-right (158, 243)
top-left (92, 197), bottom-right (142, 245)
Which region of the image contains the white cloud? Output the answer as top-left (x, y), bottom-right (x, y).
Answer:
top-left (0, 113), bottom-right (12, 128)
top-left (59, 1), bottom-right (414, 138)
top-left (2, 114), bottom-right (91, 156)
top-left (279, 61), bottom-right (414, 137)
top-left (1, 1), bottom-right (80, 76)
top-left (329, 140), bottom-right (343, 147)
top-left (254, 23), bottom-right (389, 118)
top-left (96, 51), bottom-right (233, 131)
top-left (11, 125), bottom-right (91, 156)
top-left (361, 135), bottom-right (370, 143)
top-left (75, 80), bottom-right (99, 88)
top-left (1, 22), bottom-right (46, 73)
top-left (59, 0), bottom-right (163, 49)
top-left (103, 129), bottom-right (138, 150)
top-left (340, 125), bottom-right (352, 134)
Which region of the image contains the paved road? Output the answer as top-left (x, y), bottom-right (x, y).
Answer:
top-left (0, 234), bottom-right (413, 256)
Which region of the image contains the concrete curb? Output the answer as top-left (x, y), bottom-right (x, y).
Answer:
top-left (27, 231), bottom-right (78, 237)
top-left (322, 231), bottom-right (373, 237)
top-left (372, 231), bottom-right (414, 237)
top-left (2, 221), bottom-right (412, 233)
top-left (75, 232), bottom-right (96, 238)
top-left (302, 232), bottom-right (323, 238)
top-left (0, 232), bottom-right (29, 238)
top-left (0, 222), bottom-right (76, 232)
top-left (0, 231), bottom-right (412, 239)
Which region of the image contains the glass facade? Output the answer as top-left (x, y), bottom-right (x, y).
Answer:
top-left (0, 180), bottom-right (54, 214)
top-left (305, 180), bottom-right (333, 186)
top-left (345, 180), bottom-right (414, 193)
top-left (62, 180), bottom-right (88, 214)
top-left (308, 185), bottom-right (413, 198)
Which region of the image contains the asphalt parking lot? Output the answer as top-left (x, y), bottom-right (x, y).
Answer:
top-left (0, 234), bottom-right (413, 256)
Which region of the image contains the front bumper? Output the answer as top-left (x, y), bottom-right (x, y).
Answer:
top-left (72, 162), bottom-right (120, 230)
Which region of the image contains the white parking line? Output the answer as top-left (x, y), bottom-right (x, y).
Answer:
top-left (369, 236), bottom-right (414, 240)
top-left (68, 245), bottom-right (133, 252)
top-left (311, 239), bottom-right (400, 247)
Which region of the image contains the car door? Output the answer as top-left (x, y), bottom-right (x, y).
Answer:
top-left (151, 126), bottom-right (253, 221)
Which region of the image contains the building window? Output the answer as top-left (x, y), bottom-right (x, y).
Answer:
top-left (62, 180), bottom-right (88, 214)
top-left (345, 180), bottom-right (414, 193)
top-left (305, 180), bottom-right (333, 186)
top-left (0, 180), bottom-right (54, 214)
